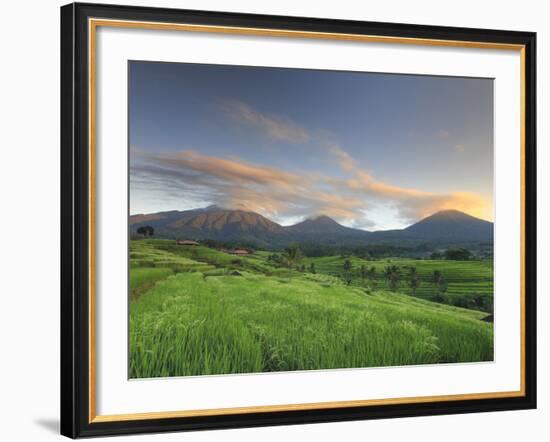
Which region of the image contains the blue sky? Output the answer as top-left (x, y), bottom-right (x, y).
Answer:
top-left (129, 61), bottom-right (493, 230)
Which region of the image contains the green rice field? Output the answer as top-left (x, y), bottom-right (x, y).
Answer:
top-left (129, 239), bottom-right (494, 378)
top-left (302, 255), bottom-right (493, 310)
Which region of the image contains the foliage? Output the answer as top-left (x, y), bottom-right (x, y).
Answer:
top-left (343, 259), bottom-right (353, 272)
top-left (342, 258), bottom-right (353, 285)
top-left (445, 248), bottom-right (472, 261)
top-left (283, 244), bottom-right (303, 268)
top-left (408, 266), bottom-right (421, 296)
top-left (431, 270), bottom-right (442, 286)
top-left (300, 255), bottom-right (493, 313)
top-left (136, 225), bottom-right (154, 237)
top-left (298, 242), bottom-right (437, 259)
top-left (267, 253), bottom-right (285, 267)
top-left (128, 240), bottom-right (494, 378)
top-left (384, 265), bottom-right (401, 292)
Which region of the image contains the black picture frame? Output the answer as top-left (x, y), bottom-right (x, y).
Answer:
top-left (61, 2), bottom-right (537, 438)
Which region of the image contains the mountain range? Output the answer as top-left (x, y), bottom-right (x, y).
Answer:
top-left (130, 206), bottom-right (493, 249)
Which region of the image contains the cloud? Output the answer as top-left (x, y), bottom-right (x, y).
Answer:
top-left (327, 143), bottom-right (358, 173)
top-left (131, 140), bottom-right (491, 228)
top-left (132, 149), bottom-right (364, 224)
top-left (326, 144), bottom-right (491, 223)
top-left (131, 106), bottom-right (491, 227)
top-left (156, 150), bottom-right (301, 190)
top-left (220, 100), bottom-right (311, 143)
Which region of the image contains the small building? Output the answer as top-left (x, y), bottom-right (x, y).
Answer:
top-left (176, 239), bottom-right (200, 246)
top-left (230, 249), bottom-right (250, 256)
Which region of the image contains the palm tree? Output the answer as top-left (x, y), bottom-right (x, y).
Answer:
top-left (431, 270), bottom-right (442, 288)
top-left (283, 244), bottom-right (302, 268)
top-left (343, 258), bottom-right (353, 285)
top-left (431, 270), bottom-right (447, 298)
top-left (384, 265), bottom-right (400, 292)
top-left (367, 266), bottom-right (377, 281)
top-left (343, 258), bottom-right (352, 273)
top-left (408, 266), bottom-right (421, 296)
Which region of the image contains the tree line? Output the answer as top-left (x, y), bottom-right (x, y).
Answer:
top-left (269, 245), bottom-right (449, 298)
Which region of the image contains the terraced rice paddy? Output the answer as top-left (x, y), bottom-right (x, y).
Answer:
top-left (302, 255), bottom-right (493, 310)
top-left (129, 240), bottom-right (494, 378)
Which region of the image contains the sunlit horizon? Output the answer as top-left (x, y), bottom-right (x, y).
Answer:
top-left (130, 62), bottom-right (494, 231)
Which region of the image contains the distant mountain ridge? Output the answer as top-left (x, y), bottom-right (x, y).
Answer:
top-left (402, 209), bottom-right (493, 241)
top-left (286, 215), bottom-right (369, 236)
top-left (129, 206), bottom-right (493, 248)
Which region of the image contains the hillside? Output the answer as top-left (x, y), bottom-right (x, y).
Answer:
top-left (130, 205), bottom-right (289, 248)
top-left (402, 209), bottom-right (493, 241)
top-left (286, 215), bottom-right (368, 236)
top-left (130, 206), bottom-right (493, 248)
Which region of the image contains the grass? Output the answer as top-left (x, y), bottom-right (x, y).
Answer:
top-left (129, 239), bottom-right (494, 378)
top-left (130, 267), bottom-right (174, 299)
top-left (301, 255), bottom-right (493, 311)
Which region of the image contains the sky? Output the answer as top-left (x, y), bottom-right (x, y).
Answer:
top-left (129, 61), bottom-right (494, 231)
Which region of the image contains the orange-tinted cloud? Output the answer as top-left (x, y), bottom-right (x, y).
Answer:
top-left (157, 150), bottom-right (301, 191)
top-left (140, 150), bottom-right (365, 223)
top-left (133, 143), bottom-right (492, 227)
top-left (327, 144), bottom-right (492, 222)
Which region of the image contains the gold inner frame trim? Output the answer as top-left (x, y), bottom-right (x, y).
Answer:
top-left (88, 17), bottom-right (527, 424)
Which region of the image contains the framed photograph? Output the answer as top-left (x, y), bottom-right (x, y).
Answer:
top-left (60, 2), bottom-right (536, 438)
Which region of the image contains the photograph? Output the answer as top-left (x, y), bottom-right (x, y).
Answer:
top-left (128, 61), bottom-right (495, 379)
top-left (55, 2), bottom-right (537, 437)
